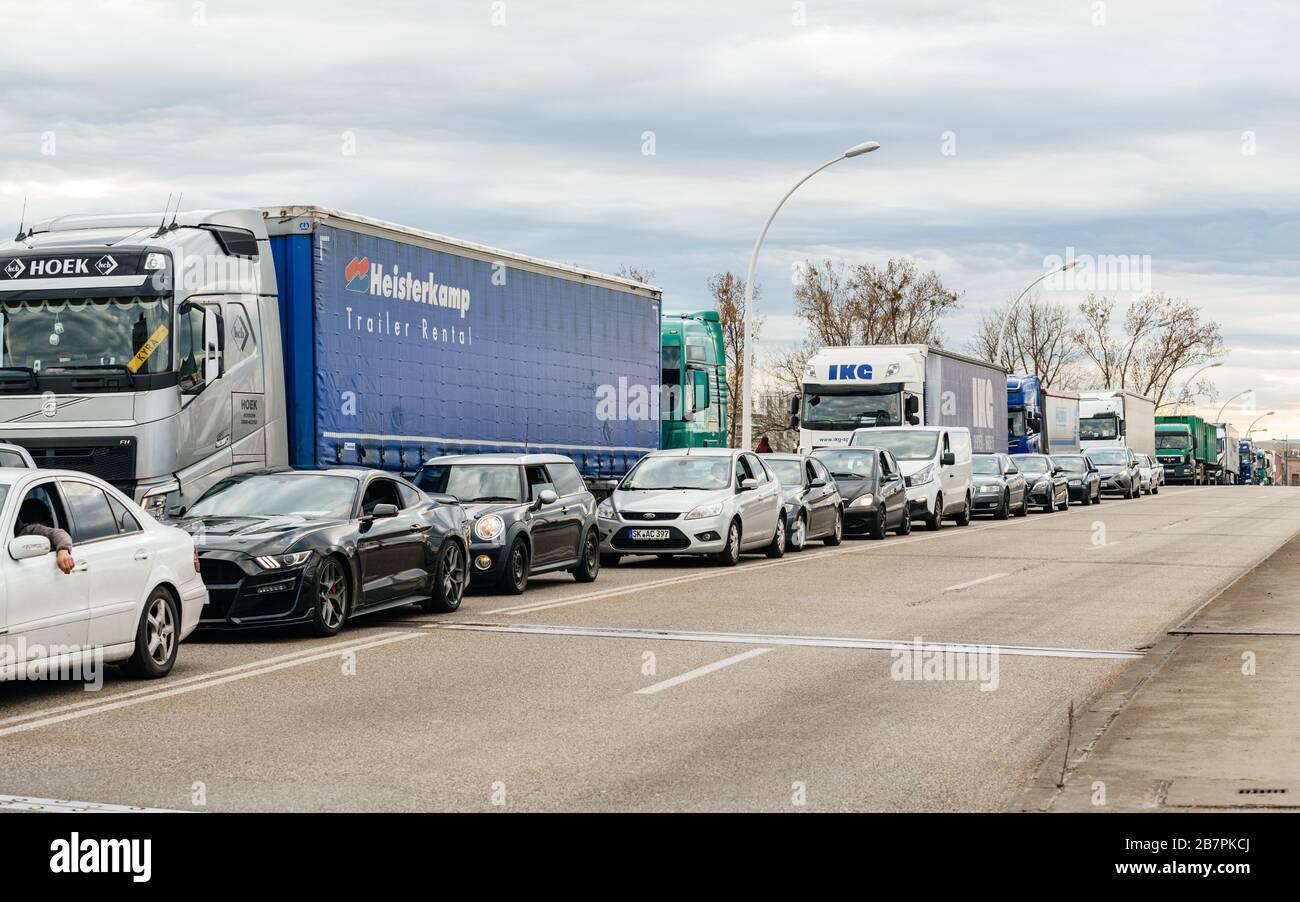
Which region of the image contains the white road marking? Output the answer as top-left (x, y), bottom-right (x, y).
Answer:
top-left (0, 794), bottom-right (189, 813)
top-left (0, 631), bottom-right (411, 729)
top-left (943, 572), bottom-right (1010, 592)
top-left (428, 622), bottom-right (1144, 660)
top-left (0, 632), bottom-right (423, 738)
top-left (635, 647), bottom-right (773, 695)
top-left (482, 488), bottom-right (1189, 617)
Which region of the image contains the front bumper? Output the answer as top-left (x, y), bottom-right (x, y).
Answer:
top-left (843, 502), bottom-right (883, 535)
top-left (598, 514), bottom-right (728, 555)
top-left (971, 486), bottom-right (1004, 512)
top-left (195, 551), bottom-right (316, 630)
top-left (1066, 480), bottom-right (1091, 501)
top-left (1099, 475), bottom-right (1132, 495)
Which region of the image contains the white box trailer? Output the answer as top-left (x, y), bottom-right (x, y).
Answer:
top-left (1043, 389), bottom-right (1081, 454)
top-left (1079, 390), bottom-right (1156, 456)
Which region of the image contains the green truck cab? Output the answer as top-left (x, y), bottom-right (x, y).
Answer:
top-left (660, 311), bottom-right (727, 449)
top-left (1155, 415), bottom-right (1217, 484)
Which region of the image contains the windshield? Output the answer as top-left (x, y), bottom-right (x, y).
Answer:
top-left (1, 296), bottom-right (172, 376)
top-left (802, 385), bottom-right (901, 429)
top-left (622, 455), bottom-right (732, 491)
top-left (849, 429), bottom-right (938, 462)
top-left (413, 464), bottom-right (523, 502)
top-left (765, 458), bottom-right (804, 487)
top-left (1055, 456), bottom-right (1087, 473)
top-left (811, 449), bottom-right (876, 479)
top-left (1014, 455), bottom-right (1051, 475)
top-left (1156, 432), bottom-right (1191, 450)
top-left (1009, 410), bottom-right (1026, 438)
top-left (187, 474), bottom-right (358, 519)
top-left (1088, 449), bottom-right (1128, 466)
top-left (971, 456), bottom-right (1001, 475)
top-left (1080, 414), bottom-right (1118, 441)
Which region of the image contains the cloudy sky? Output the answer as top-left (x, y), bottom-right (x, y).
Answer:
top-left (2, 0), bottom-right (1297, 438)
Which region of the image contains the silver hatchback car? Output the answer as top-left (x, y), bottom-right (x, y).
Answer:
top-left (597, 448), bottom-right (784, 566)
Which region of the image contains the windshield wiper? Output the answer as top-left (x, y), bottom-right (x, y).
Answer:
top-left (0, 365), bottom-right (39, 389)
top-left (468, 495), bottom-right (519, 503)
top-left (54, 363), bottom-right (137, 383)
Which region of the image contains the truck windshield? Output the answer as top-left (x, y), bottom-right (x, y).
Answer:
top-left (187, 473), bottom-right (359, 520)
top-left (1156, 432), bottom-right (1191, 450)
top-left (802, 385), bottom-right (901, 429)
top-left (413, 464), bottom-right (523, 502)
top-left (1079, 414), bottom-right (1118, 441)
top-left (0, 296), bottom-right (172, 376)
top-left (850, 430), bottom-right (939, 461)
top-left (1008, 410), bottom-right (1026, 437)
top-left (622, 456), bottom-right (732, 490)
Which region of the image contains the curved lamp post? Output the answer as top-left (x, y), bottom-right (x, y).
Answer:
top-left (1247, 411), bottom-right (1274, 436)
top-left (1214, 388), bottom-right (1253, 424)
top-left (990, 259), bottom-right (1081, 368)
top-left (740, 140), bottom-right (880, 450)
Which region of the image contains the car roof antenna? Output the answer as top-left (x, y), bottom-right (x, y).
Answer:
top-left (151, 193), bottom-right (174, 238)
top-left (13, 196), bottom-right (27, 242)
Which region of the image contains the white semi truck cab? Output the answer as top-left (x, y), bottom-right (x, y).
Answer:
top-left (794, 345), bottom-right (1007, 455)
top-left (0, 209), bottom-right (287, 517)
top-left (1078, 390), bottom-right (1156, 456)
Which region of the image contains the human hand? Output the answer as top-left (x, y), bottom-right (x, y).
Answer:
top-left (56, 549), bottom-right (75, 574)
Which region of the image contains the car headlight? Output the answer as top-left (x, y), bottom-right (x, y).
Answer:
top-left (254, 551), bottom-right (313, 570)
top-left (908, 464), bottom-right (934, 486)
top-left (849, 493), bottom-right (875, 508)
top-left (1035, 480), bottom-right (1051, 491)
top-left (473, 514), bottom-right (505, 541)
top-left (140, 481), bottom-right (181, 521)
top-left (978, 484), bottom-right (1000, 493)
top-left (597, 497), bottom-right (615, 519)
top-left (684, 501), bottom-right (723, 520)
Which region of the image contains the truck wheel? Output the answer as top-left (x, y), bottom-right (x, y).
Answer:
top-left (571, 530), bottom-right (600, 583)
top-left (823, 508), bottom-right (843, 546)
top-left (895, 505), bottom-right (912, 535)
top-left (122, 588), bottom-right (180, 679)
top-left (497, 539), bottom-right (530, 595)
top-left (868, 506), bottom-right (887, 540)
top-left (714, 520), bottom-right (741, 566)
top-left (765, 516), bottom-right (787, 558)
top-left (995, 491), bottom-right (1010, 519)
top-left (954, 494), bottom-right (972, 526)
top-left (421, 541), bottom-right (467, 613)
top-left (926, 494), bottom-right (943, 531)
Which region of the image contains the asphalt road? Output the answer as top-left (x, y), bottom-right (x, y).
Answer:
top-left (2, 485), bottom-right (1297, 812)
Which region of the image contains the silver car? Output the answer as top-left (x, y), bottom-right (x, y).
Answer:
top-left (597, 448), bottom-right (784, 566)
top-left (1135, 453), bottom-right (1161, 494)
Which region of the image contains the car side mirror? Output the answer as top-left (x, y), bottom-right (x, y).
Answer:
top-left (941, 452), bottom-right (956, 466)
top-left (809, 477), bottom-right (826, 488)
top-left (8, 535), bottom-right (51, 560)
top-left (738, 477), bottom-right (758, 492)
top-left (366, 503), bottom-right (400, 519)
top-left (535, 488), bottom-right (559, 507)
top-left (1006, 467), bottom-right (1018, 475)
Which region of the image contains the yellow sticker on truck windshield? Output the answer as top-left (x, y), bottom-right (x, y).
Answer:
top-left (126, 324), bottom-right (170, 374)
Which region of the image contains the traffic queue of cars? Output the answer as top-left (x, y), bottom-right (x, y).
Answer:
top-left (0, 428), bottom-right (1168, 686)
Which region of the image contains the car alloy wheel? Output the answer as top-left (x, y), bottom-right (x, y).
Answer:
top-left (318, 558), bottom-right (348, 631)
top-left (145, 595), bottom-right (176, 667)
top-left (441, 542), bottom-right (465, 603)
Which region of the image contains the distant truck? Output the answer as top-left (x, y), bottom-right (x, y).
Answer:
top-left (1007, 374), bottom-right (1079, 454)
top-left (795, 345), bottom-right (1007, 455)
top-left (1155, 415), bottom-right (1217, 484)
top-left (1238, 438), bottom-right (1254, 484)
top-left (1079, 390), bottom-right (1156, 456)
top-left (1214, 422), bottom-right (1240, 485)
top-left (659, 310), bottom-right (727, 450)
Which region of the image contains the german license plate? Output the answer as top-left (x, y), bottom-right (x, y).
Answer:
top-left (630, 528), bottom-right (671, 541)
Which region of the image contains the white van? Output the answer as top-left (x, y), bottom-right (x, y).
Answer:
top-left (849, 426), bottom-right (973, 530)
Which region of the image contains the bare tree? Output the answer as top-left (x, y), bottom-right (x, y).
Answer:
top-left (710, 271), bottom-right (761, 448)
top-left (793, 257), bottom-right (961, 348)
top-left (1073, 293), bottom-right (1224, 406)
top-left (615, 264), bottom-right (656, 284)
top-left (967, 293), bottom-right (1083, 388)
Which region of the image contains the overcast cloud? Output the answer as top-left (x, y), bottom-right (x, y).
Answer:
top-left (2, 0), bottom-right (1297, 435)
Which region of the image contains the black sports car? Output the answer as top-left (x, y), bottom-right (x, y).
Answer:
top-left (175, 468), bottom-right (471, 634)
top-left (412, 453), bottom-right (600, 594)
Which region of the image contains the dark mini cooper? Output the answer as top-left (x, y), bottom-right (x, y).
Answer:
top-left (413, 453), bottom-right (599, 594)
top-left (811, 447), bottom-right (911, 538)
top-left (177, 468), bottom-right (471, 635)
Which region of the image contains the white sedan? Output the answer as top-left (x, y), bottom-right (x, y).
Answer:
top-left (0, 468), bottom-right (206, 682)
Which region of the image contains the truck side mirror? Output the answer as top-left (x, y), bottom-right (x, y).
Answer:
top-left (690, 369), bottom-right (710, 415)
top-left (789, 413), bottom-right (800, 431)
top-left (789, 394), bottom-right (801, 415)
top-left (905, 395), bottom-right (920, 424)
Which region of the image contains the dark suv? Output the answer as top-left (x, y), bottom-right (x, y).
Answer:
top-left (413, 453), bottom-right (599, 594)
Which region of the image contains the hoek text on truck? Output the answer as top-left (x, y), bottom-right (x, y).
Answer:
top-left (794, 345), bottom-right (1007, 455)
top-left (0, 206), bottom-right (725, 516)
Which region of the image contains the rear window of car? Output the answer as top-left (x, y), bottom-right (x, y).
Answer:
top-left (547, 462), bottom-right (587, 497)
top-left (61, 480), bottom-right (120, 542)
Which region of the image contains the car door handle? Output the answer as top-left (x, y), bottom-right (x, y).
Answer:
top-left (73, 561), bottom-right (89, 572)
top-left (133, 549), bottom-right (151, 561)
top-left (408, 523), bottom-right (423, 531)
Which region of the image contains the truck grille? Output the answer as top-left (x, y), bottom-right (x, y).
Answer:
top-left (11, 437), bottom-right (137, 494)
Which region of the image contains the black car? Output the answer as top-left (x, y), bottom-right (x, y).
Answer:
top-left (970, 453), bottom-right (1028, 519)
top-left (1011, 453), bottom-right (1069, 512)
top-left (1052, 453), bottom-right (1102, 504)
top-left (413, 453), bottom-right (599, 594)
top-left (178, 468), bottom-right (471, 635)
top-left (759, 452), bottom-right (844, 550)
top-left (811, 447), bottom-right (911, 538)
top-left (1088, 446), bottom-right (1142, 498)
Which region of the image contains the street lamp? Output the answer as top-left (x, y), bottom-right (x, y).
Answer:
top-left (1156, 361), bottom-right (1223, 412)
top-left (740, 140), bottom-right (881, 450)
top-left (1246, 411), bottom-right (1274, 435)
top-left (990, 259), bottom-right (1081, 367)
top-left (1214, 388), bottom-right (1253, 423)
